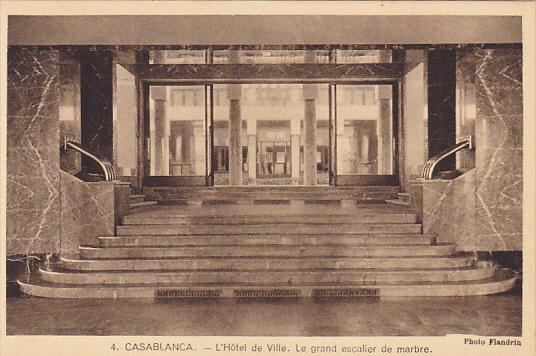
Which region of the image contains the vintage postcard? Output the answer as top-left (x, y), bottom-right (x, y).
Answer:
top-left (0, 1), bottom-right (534, 356)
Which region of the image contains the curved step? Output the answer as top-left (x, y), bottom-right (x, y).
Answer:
top-left (99, 234), bottom-right (436, 247)
top-left (60, 254), bottom-right (475, 271)
top-left (39, 266), bottom-right (495, 285)
top-left (79, 244), bottom-right (455, 259)
top-left (116, 223), bottom-right (422, 236)
top-left (19, 268), bottom-right (517, 298)
top-left (122, 214), bottom-right (417, 225)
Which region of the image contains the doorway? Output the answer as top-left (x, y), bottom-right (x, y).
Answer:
top-left (142, 82), bottom-right (398, 187)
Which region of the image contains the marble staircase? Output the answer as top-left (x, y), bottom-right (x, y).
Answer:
top-left (18, 187), bottom-right (518, 298)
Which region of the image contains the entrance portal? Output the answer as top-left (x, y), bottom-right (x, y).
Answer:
top-left (143, 82), bottom-right (397, 187)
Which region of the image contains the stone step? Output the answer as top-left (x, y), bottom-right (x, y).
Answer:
top-left (385, 199), bottom-right (411, 207)
top-left (98, 234), bottom-right (435, 247)
top-left (144, 187), bottom-right (400, 202)
top-left (144, 186), bottom-right (400, 193)
top-left (60, 254), bottom-right (475, 271)
top-left (39, 265), bottom-right (495, 285)
top-left (129, 194), bottom-right (146, 204)
top-left (116, 223), bottom-right (422, 236)
top-left (155, 199), bottom-right (387, 206)
top-left (18, 268), bottom-right (518, 298)
top-left (151, 192), bottom-right (397, 199)
top-left (122, 213), bottom-right (417, 225)
top-left (78, 244), bottom-right (455, 259)
top-left (129, 201), bottom-right (158, 213)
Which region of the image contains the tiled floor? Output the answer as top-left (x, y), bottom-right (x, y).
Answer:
top-left (6, 292), bottom-right (521, 336)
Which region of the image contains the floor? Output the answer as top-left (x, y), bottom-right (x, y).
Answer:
top-left (6, 292), bottom-right (521, 336)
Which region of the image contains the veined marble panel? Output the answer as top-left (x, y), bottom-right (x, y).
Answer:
top-left (126, 63), bottom-right (404, 81)
top-left (474, 48), bottom-right (522, 250)
top-left (60, 171), bottom-right (115, 254)
top-left (7, 48), bottom-right (61, 254)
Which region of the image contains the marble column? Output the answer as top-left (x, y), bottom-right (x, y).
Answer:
top-left (227, 50), bottom-right (242, 185)
top-left (247, 119), bottom-right (257, 183)
top-left (80, 50), bottom-right (114, 172)
top-left (291, 116), bottom-right (301, 182)
top-left (7, 47), bottom-right (61, 254)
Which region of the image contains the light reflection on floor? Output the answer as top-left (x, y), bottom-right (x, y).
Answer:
top-left (6, 293), bottom-right (521, 336)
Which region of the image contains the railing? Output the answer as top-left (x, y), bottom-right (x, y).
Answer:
top-left (63, 136), bottom-right (116, 181)
top-left (421, 136), bottom-right (473, 179)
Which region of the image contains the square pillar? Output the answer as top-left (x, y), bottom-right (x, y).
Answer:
top-left (247, 119), bottom-right (257, 182)
top-left (227, 84), bottom-right (242, 185)
top-left (290, 116), bottom-right (301, 181)
top-left (303, 84), bottom-right (318, 185)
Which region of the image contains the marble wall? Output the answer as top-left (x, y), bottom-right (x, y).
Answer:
top-left (410, 48), bottom-right (522, 252)
top-left (410, 171), bottom-right (477, 251)
top-left (7, 47), bottom-right (129, 256)
top-left (59, 172), bottom-right (115, 253)
top-left (6, 48), bottom-right (61, 254)
top-left (474, 48), bottom-right (522, 250)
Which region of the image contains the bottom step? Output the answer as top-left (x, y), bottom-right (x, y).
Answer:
top-left (18, 269), bottom-right (517, 299)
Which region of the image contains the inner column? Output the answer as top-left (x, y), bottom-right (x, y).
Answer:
top-left (227, 50), bottom-right (243, 186)
top-left (290, 115), bottom-right (301, 184)
top-left (303, 83), bottom-right (318, 186)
